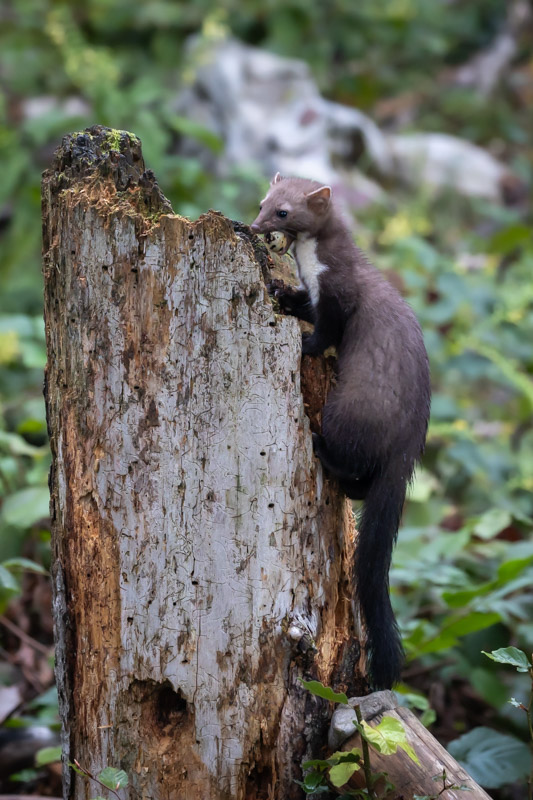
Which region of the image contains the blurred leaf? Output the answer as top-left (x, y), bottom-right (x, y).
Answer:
top-left (2, 486), bottom-right (50, 528)
top-left (0, 430), bottom-right (42, 456)
top-left (473, 509), bottom-right (512, 540)
top-left (2, 557), bottom-right (48, 575)
top-left (35, 745), bottom-right (62, 766)
top-left (168, 115), bottom-right (223, 154)
top-left (0, 564), bottom-right (20, 594)
top-left (489, 224), bottom-right (531, 255)
top-left (415, 613), bottom-right (500, 656)
top-left (447, 727), bottom-right (530, 788)
top-left (407, 469), bottom-right (440, 503)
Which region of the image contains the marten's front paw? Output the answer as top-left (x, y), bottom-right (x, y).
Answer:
top-left (268, 282), bottom-right (297, 312)
top-left (267, 279), bottom-right (287, 297)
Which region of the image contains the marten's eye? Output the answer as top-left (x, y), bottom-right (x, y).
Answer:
top-left (277, 210), bottom-right (288, 218)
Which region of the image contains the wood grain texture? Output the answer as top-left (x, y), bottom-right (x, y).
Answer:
top-left (43, 127), bottom-right (362, 799)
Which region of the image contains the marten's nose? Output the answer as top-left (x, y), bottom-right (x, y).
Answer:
top-left (250, 223), bottom-right (261, 233)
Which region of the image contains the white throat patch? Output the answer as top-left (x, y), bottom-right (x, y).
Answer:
top-left (292, 234), bottom-right (328, 307)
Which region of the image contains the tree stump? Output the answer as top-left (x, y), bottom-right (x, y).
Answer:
top-left (43, 126), bottom-right (362, 800)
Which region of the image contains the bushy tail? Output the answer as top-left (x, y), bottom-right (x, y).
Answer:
top-left (353, 464), bottom-right (407, 690)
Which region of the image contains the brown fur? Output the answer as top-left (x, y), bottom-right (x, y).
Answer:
top-left (251, 175), bottom-right (431, 689)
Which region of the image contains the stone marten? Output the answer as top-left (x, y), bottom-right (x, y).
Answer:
top-left (251, 173), bottom-right (431, 690)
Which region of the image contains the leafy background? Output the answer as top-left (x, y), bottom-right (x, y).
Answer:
top-left (0, 0), bottom-right (532, 796)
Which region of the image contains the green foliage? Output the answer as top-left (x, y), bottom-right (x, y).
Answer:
top-left (374, 195), bottom-right (533, 731)
top-left (328, 751), bottom-right (362, 788)
top-left (477, 647), bottom-right (533, 793)
top-left (97, 767), bottom-right (129, 790)
top-left (70, 761), bottom-right (129, 799)
top-left (483, 646), bottom-right (532, 672)
top-left (1, 3), bottom-right (532, 797)
top-left (35, 745), bottom-right (62, 766)
top-left (300, 681), bottom-right (418, 796)
top-left (299, 679), bottom-right (349, 705)
top-left (0, 555), bottom-right (47, 611)
top-left (356, 717), bottom-right (420, 764)
top-left (394, 689), bottom-right (436, 727)
top-left (298, 750), bottom-right (363, 794)
top-left (447, 727), bottom-right (530, 789)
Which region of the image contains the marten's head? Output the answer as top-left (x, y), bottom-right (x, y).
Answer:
top-left (250, 173), bottom-right (332, 253)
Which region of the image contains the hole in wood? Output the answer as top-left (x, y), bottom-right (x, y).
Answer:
top-left (156, 684), bottom-right (188, 727)
top-left (245, 763), bottom-right (273, 800)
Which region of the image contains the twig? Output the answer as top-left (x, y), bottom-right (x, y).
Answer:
top-left (354, 704), bottom-right (375, 799)
top-left (0, 615), bottom-right (51, 655)
top-left (73, 759), bottom-right (122, 800)
top-left (402, 657), bottom-right (455, 680)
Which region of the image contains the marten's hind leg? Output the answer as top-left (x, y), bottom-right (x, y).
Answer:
top-left (312, 433), bottom-right (372, 500)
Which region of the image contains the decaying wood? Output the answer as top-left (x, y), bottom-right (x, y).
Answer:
top-left (330, 691), bottom-right (493, 799)
top-left (43, 126), bottom-right (363, 800)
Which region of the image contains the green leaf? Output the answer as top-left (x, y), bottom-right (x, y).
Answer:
top-left (327, 748), bottom-right (362, 766)
top-left (415, 612), bottom-right (500, 655)
top-left (301, 759), bottom-right (330, 771)
top-left (29, 686), bottom-right (58, 709)
top-left (9, 768), bottom-right (39, 782)
top-left (168, 115), bottom-right (223, 153)
top-left (2, 486), bottom-right (50, 528)
top-left (496, 555), bottom-right (533, 582)
top-left (407, 469), bottom-right (440, 503)
top-left (97, 767), bottom-right (129, 789)
top-left (329, 761), bottom-right (361, 787)
top-left (473, 509), bottom-right (512, 540)
top-left (2, 557), bottom-right (48, 575)
top-left (35, 745), bottom-right (62, 766)
top-left (489, 224), bottom-right (532, 255)
top-left (482, 646), bottom-right (531, 672)
top-left (448, 727), bottom-right (530, 788)
top-left (301, 769), bottom-right (328, 792)
top-left (359, 717), bottom-right (420, 764)
top-left (0, 430), bottom-right (42, 456)
top-left (0, 564), bottom-right (20, 593)
top-left (442, 556), bottom-right (533, 609)
top-left (465, 342), bottom-right (533, 411)
top-left (299, 679), bottom-right (349, 705)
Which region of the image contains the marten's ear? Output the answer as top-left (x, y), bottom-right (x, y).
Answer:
top-left (271, 172), bottom-right (283, 185)
top-left (306, 185), bottom-right (331, 212)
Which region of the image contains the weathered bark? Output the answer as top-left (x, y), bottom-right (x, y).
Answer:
top-left (43, 126), bottom-right (362, 800)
